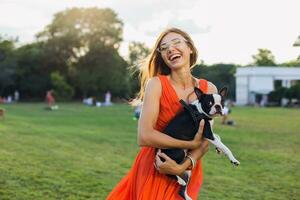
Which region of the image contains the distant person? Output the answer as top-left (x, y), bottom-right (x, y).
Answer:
top-left (0, 96), bottom-right (4, 104)
top-left (6, 95), bottom-right (12, 103)
top-left (133, 101), bottom-right (142, 120)
top-left (14, 90), bottom-right (20, 102)
top-left (221, 105), bottom-right (230, 124)
top-left (104, 91), bottom-right (112, 106)
top-left (222, 102), bottom-right (235, 125)
top-left (83, 97), bottom-right (94, 106)
top-left (46, 90), bottom-right (58, 110)
top-left (260, 94), bottom-right (268, 107)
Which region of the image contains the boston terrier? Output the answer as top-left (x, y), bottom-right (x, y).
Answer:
top-left (158, 87), bottom-right (240, 200)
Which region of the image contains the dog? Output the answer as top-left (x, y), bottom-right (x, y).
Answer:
top-left (158, 87), bottom-right (240, 200)
top-left (0, 108), bottom-right (5, 119)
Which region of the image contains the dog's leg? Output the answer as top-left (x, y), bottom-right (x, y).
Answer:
top-left (213, 134), bottom-right (223, 154)
top-left (178, 170), bottom-right (192, 200)
top-left (207, 133), bottom-right (240, 166)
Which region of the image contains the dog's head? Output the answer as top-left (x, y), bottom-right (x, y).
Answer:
top-left (194, 87), bottom-right (228, 117)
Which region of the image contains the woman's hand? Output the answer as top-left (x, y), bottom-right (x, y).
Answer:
top-left (155, 150), bottom-right (184, 176)
top-left (189, 120), bottom-right (205, 149)
top-left (186, 140), bottom-right (209, 170)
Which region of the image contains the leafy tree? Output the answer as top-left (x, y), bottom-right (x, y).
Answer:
top-left (36, 7), bottom-right (129, 98)
top-left (268, 82), bottom-right (300, 105)
top-left (0, 37), bottom-right (18, 96)
top-left (74, 44), bottom-right (129, 99)
top-left (293, 35), bottom-right (300, 61)
top-left (288, 82), bottom-right (300, 100)
top-left (280, 59), bottom-right (300, 67)
top-left (34, 8), bottom-right (129, 99)
top-left (192, 63), bottom-right (237, 99)
top-left (252, 48), bottom-right (276, 66)
top-left (15, 43), bottom-right (50, 99)
top-left (293, 35), bottom-right (300, 47)
top-left (37, 7), bottom-right (123, 75)
top-left (50, 71), bottom-right (74, 101)
top-left (268, 87), bottom-right (287, 104)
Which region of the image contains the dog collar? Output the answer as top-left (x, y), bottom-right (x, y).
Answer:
top-left (179, 100), bottom-right (212, 124)
top-left (189, 100), bottom-right (212, 119)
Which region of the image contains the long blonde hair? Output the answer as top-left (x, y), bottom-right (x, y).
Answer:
top-left (136, 27), bottom-right (198, 102)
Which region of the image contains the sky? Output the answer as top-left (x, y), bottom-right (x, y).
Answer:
top-left (0, 0), bottom-right (299, 65)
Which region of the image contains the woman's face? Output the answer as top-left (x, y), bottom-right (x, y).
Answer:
top-left (158, 32), bottom-right (192, 70)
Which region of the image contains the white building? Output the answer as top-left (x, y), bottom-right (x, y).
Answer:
top-left (235, 67), bottom-right (300, 105)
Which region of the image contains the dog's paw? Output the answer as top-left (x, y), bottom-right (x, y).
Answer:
top-left (230, 160), bottom-right (240, 166)
top-left (176, 176), bottom-right (187, 186)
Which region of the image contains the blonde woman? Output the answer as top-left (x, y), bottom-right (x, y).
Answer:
top-left (107, 27), bottom-right (217, 200)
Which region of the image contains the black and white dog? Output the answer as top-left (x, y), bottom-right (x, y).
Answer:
top-left (158, 87), bottom-right (240, 200)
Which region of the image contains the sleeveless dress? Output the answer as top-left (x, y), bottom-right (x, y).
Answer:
top-left (106, 75), bottom-right (209, 200)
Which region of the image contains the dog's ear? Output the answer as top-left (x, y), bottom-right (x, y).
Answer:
top-left (194, 87), bottom-right (204, 100)
top-left (219, 87), bottom-right (228, 98)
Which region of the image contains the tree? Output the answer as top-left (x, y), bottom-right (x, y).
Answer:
top-left (74, 44), bottom-right (130, 99)
top-left (37, 7), bottom-right (129, 98)
top-left (293, 35), bottom-right (300, 61)
top-left (192, 63), bottom-right (237, 100)
top-left (15, 42), bottom-right (51, 99)
top-left (252, 48), bottom-right (276, 66)
top-left (293, 35), bottom-right (300, 47)
top-left (127, 42), bottom-right (150, 97)
top-left (280, 59), bottom-right (300, 67)
top-left (0, 37), bottom-right (18, 96)
top-left (50, 71), bottom-right (74, 101)
top-left (37, 7), bottom-right (123, 74)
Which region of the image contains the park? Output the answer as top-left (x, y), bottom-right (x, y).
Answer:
top-left (0, 103), bottom-right (299, 199)
top-left (1, 1), bottom-right (300, 200)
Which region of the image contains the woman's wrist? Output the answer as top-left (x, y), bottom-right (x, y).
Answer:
top-left (179, 157), bottom-right (193, 173)
top-left (186, 154), bottom-right (196, 169)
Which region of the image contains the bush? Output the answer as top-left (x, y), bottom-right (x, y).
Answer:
top-left (50, 72), bottom-right (74, 101)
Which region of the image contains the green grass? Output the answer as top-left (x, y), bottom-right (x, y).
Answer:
top-left (0, 103), bottom-right (299, 200)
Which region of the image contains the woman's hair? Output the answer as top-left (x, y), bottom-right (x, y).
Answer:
top-left (136, 27), bottom-right (198, 102)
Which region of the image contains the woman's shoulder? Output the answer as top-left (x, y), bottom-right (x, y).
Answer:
top-left (147, 76), bottom-right (162, 87)
top-left (207, 81), bottom-right (218, 94)
top-left (145, 76), bottom-right (162, 96)
top-left (194, 77), bottom-right (218, 94)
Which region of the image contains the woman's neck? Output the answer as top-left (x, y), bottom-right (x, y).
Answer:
top-left (170, 70), bottom-right (196, 90)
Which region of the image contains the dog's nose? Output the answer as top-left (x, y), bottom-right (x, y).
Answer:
top-left (215, 105), bottom-right (222, 113)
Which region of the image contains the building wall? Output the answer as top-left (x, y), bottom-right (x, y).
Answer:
top-left (249, 76), bottom-right (274, 94)
top-left (235, 67), bottom-right (300, 105)
top-left (236, 76), bottom-right (248, 105)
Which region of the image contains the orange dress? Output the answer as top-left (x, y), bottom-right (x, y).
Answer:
top-left (106, 75), bottom-right (208, 200)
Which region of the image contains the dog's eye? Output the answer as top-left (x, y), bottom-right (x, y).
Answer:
top-left (209, 102), bottom-right (212, 106)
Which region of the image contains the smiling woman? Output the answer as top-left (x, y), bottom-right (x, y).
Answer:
top-left (106, 27), bottom-right (217, 200)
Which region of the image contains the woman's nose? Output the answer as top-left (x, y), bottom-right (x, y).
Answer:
top-left (167, 45), bottom-right (176, 53)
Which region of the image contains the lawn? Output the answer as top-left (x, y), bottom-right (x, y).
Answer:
top-left (0, 103), bottom-right (299, 200)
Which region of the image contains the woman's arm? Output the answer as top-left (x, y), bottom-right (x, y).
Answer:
top-left (138, 77), bottom-right (201, 150)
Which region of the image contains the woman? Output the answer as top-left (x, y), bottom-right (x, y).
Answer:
top-left (107, 27), bottom-right (218, 200)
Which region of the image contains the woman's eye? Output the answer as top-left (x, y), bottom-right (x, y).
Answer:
top-left (160, 46), bottom-right (167, 51)
top-left (173, 40), bottom-right (181, 45)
